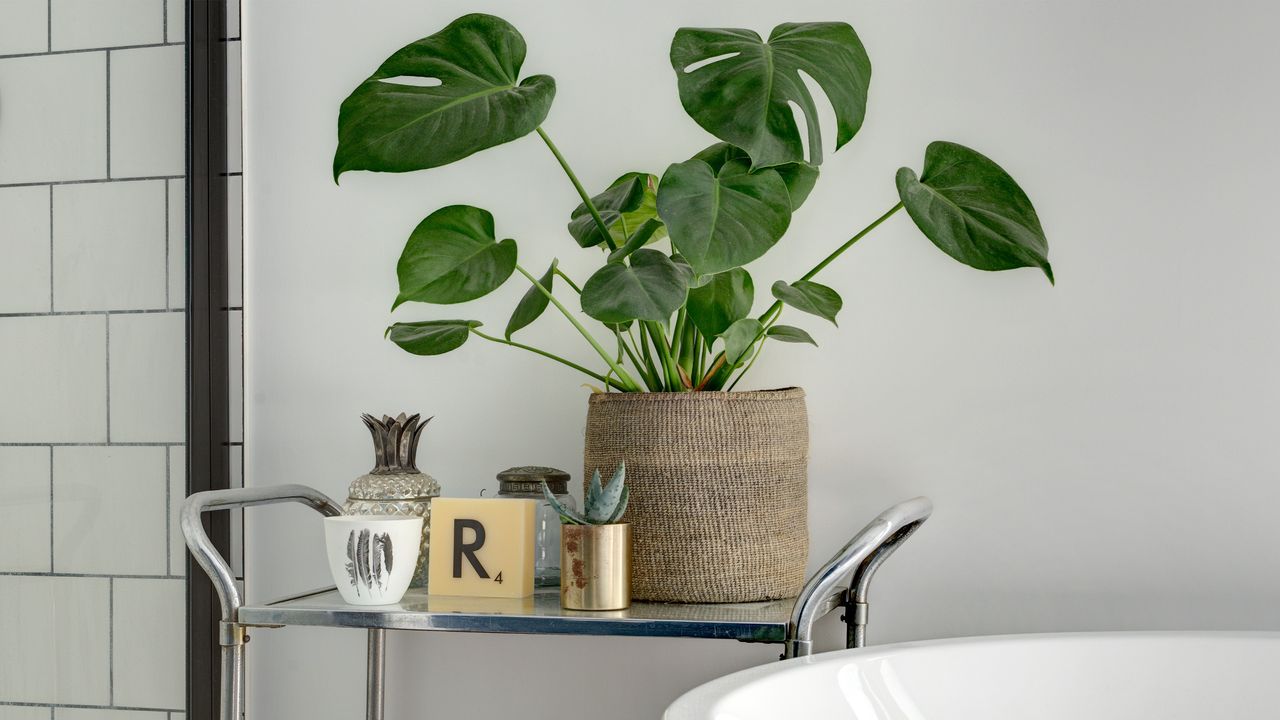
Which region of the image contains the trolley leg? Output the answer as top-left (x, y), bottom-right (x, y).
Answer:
top-left (367, 629), bottom-right (386, 720)
top-left (221, 644), bottom-right (243, 720)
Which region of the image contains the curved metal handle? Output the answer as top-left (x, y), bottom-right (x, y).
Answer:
top-left (182, 484), bottom-right (343, 622)
top-left (787, 496), bottom-right (932, 658)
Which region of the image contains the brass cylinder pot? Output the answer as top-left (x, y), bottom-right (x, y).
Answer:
top-left (561, 523), bottom-right (631, 610)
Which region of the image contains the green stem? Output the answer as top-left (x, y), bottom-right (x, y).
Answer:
top-left (553, 267), bottom-right (583, 294)
top-left (727, 317), bottom-right (779, 391)
top-left (646, 321), bottom-right (680, 391)
top-left (471, 328), bottom-right (628, 391)
top-left (516, 264), bottom-right (640, 391)
top-left (616, 327), bottom-right (656, 390)
top-left (536, 127), bottom-right (618, 252)
top-left (760, 202), bottom-right (904, 325)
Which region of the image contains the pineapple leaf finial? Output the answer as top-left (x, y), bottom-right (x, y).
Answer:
top-left (361, 412), bottom-right (431, 474)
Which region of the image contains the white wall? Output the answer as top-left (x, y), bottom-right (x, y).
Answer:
top-left (243, 1), bottom-right (1280, 717)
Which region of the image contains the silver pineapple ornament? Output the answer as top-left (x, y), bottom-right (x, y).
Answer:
top-left (344, 413), bottom-right (439, 588)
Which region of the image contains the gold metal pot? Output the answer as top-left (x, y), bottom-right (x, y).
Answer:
top-left (561, 523), bottom-right (631, 610)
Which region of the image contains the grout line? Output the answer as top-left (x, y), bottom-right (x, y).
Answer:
top-left (0, 442), bottom-right (186, 447)
top-left (48, 445), bottom-right (54, 572)
top-left (105, 51), bottom-right (111, 179)
top-left (0, 701), bottom-right (184, 713)
top-left (0, 308), bottom-right (184, 318)
top-left (48, 185), bottom-right (54, 312)
top-left (108, 576), bottom-right (114, 706)
top-left (104, 314), bottom-right (111, 443)
top-left (46, 0), bottom-right (50, 52)
top-left (0, 572), bottom-right (187, 579)
top-left (162, 0), bottom-right (167, 44)
top-left (0, 175), bottom-right (184, 190)
top-left (0, 40), bottom-right (184, 61)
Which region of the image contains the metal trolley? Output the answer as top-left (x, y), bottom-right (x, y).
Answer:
top-left (183, 485), bottom-right (932, 720)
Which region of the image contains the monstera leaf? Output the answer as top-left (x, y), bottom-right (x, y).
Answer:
top-left (771, 280), bottom-right (841, 325)
top-left (334, 14), bottom-right (555, 180)
top-left (580, 249), bottom-right (689, 323)
top-left (568, 173), bottom-right (665, 249)
top-left (386, 320), bottom-right (481, 355)
top-left (670, 23), bottom-right (871, 169)
top-left (657, 151), bottom-right (792, 275)
top-left (686, 268), bottom-right (754, 340)
top-left (896, 142), bottom-right (1053, 283)
top-left (393, 205), bottom-right (517, 309)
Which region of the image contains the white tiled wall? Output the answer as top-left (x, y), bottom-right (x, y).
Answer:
top-left (0, 1), bottom-right (188, 716)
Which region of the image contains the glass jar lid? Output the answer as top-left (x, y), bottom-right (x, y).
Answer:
top-left (496, 466), bottom-right (570, 495)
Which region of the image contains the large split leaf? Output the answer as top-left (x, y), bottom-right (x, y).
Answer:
top-left (657, 153), bottom-right (791, 275)
top-left (568, 173), bottom-right (664, 249)
top-left (334, 14), bottom-right (555, 180)
top-left (670, 23), bottom-right (871, 168)
top-left (896, 141), bottom-right (1053, 283)
top-left (686, 268), bottom-right (754, 340)
top-left (580, 249), bottom-right (689, 323)
top-left (386, 320), bottom-right (481, 356)
top-left (393, 205), bottom-right (517, 309)
top-left (505, 260), bottom-right (556, 339)
top-left (771, 280), bottom-right (841, 325)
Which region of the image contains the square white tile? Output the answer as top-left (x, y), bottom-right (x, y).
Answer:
top-left (53, 446), bottom-right (167, 574)
top-left (0, 446), bottom-right (52, 572)
top-left (166, 0), bottom-right (184, 43)
top-left (0, 185), bottom-right (51, 313)
top-left (227, 40), bottom-right (242, 174)
top-left (110, 44), bottom-right (184, 179)
top-left (228, 174), bottom-right (242, 306)
top-left (168, 444), bottom-right (185, 575)
top-left (0, 0), bottom-right (48, 56)
top-left (168, 178), bottom-right (185, 309)
top-left (56, 709), bottom-right (169, 720)
top-left (0, 706), bottom-right (51, 720)
top-left (51, 0), bottom-right (163, 51)
top-left (0, 315), bottom-right (107, 443)
top-left (0, 575), bottom-right (110, 704)
top-left (0, 53), bottom-right (107, 184)
top-left (113, 578), bottom-right (185, 710)
top-left (53, 180), bottom-right (166, 312)
top-left (109, 311), bottom-right (185, 442)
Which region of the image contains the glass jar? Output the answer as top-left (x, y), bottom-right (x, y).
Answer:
top-left (493, 466), bottom-right (576, 587)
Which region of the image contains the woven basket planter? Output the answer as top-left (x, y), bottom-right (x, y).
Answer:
top-left (583, 388), bottom-right (809, 603)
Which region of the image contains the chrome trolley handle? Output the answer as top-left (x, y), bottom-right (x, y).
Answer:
top-left (182, 484), bottom-right (344, 720)
top-left (786, 496), bottom-right (933, 658)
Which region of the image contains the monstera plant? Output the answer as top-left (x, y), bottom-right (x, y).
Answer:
top-left (335, 14), bottom-right (1052, 393)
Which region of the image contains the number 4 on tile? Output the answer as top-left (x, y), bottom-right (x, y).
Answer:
top-left (494, 572), bottom-right (503, 584)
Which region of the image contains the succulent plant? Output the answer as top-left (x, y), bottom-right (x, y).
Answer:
top-left (543, 462), bottom-right (629, 525)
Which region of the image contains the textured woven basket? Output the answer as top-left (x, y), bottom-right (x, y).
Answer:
top-left (583, 388), bottom-right (809, 603)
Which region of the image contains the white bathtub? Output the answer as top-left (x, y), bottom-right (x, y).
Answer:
top-left (666, 632), bottom-right (1280, 719)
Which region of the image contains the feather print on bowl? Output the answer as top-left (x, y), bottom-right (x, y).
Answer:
top-left (325, 515), bottom-right (422, 605)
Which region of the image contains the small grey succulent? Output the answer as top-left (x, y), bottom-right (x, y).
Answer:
top-left (543, 462), bottom-right (629, 525)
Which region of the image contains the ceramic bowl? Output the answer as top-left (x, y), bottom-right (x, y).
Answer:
top-left (324, 515), bottom-right (423, 605)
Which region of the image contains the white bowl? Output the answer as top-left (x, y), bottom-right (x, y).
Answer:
top-left (324, 515), bottom-right (423, 605)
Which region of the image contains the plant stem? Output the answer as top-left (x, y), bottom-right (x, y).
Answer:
top-left (646, 321), bottom-right (680, 391)
top-left (616, 326), bottom-right (656, 390)
top-left (471, 328), bottom-right (629, 391)
top-left (759, 202), bottom-right (904, 325)
top-left (515, 264), bottom-right (640, 391)
top-left (535, 127), bottom-right (618, 252)
top-left (553, 266), bottom-right (583, 294)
